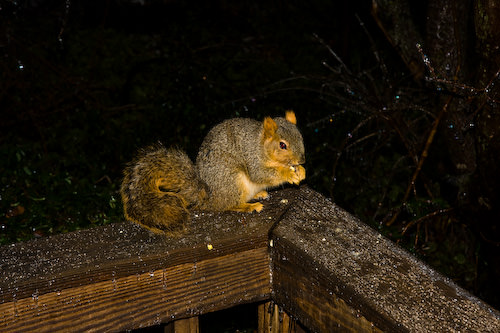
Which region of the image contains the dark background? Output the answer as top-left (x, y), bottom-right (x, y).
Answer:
top-left (1, 0), bottom-right (499, 317)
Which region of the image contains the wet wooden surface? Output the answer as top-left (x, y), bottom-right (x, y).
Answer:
top-left (271, 187), bottom-right (500, 332)
top-left (1, 186), bottom-right (499, 332)
top-left (0, 190), bottom-right (289, 332)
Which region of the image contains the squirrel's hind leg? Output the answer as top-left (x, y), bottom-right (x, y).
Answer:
top-left (230, 202), bottom-right (264, 213)
top-left (253, 190), bottom-right (269, 200)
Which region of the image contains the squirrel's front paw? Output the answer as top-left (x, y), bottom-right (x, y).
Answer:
top-left (288, 165), bottom-right (306, 185)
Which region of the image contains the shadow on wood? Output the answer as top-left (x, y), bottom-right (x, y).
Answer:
top-left (1, 186), bottom-right (499, 332)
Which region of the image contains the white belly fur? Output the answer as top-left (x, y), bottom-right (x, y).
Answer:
top-left (238, 172), bottom-right (267, 202)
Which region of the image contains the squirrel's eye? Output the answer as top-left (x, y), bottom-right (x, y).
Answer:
top-left (279, 141), bottom-right (287, 149)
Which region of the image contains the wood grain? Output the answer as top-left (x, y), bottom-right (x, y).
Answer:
top-left (0, 248), bottom-right (270, 332)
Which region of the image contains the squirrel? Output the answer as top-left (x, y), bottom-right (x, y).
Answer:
top-left (120, 110), bottom-right (306, 235)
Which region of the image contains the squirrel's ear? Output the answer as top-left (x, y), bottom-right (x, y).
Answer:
top-left (285, 110), bottom-right (297, 124)
top-left (263, 117), bottom-right (278, 137)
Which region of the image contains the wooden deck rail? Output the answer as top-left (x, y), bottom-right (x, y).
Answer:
top-left (1, 186), bottom-right (499, 332)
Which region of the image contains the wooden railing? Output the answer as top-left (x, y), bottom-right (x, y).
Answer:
top-left (1, 187), bottom-right (499, 332)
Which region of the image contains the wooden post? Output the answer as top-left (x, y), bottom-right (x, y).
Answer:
top-left (257, 302), bottom-right (271, 333)
top-left (258, 302), bottom-right (299, 333)
top-left (164, 317), bottom-right (199, 333)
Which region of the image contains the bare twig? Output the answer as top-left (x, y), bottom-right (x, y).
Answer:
top-left (313, 33), bottom-right (352, 75)
top-left (387, 96), bottom-right (452, 226)
top-left (402, 207), bottom-right (454, 236)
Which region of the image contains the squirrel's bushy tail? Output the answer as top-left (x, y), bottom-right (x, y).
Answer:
top-left (120, 143), bottom-right (208, 235)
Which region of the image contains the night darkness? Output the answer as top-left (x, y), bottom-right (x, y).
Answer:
top-left (1, 0), bottom-right (499, 319)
